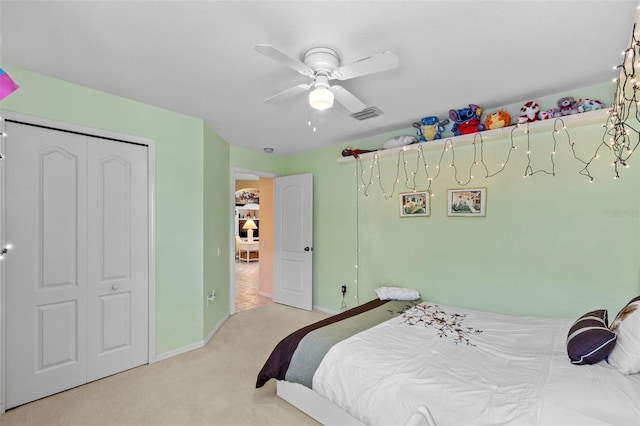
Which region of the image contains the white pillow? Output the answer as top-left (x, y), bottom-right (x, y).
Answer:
top-left (608, 296), bottom-right (640, 374)
top-left (375, 286), bottom-right (420, 301)
top-left (382, 135), bottom-right (418, 149)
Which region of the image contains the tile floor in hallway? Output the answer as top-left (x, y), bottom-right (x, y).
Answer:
top-left (235, 260), bottom-right (272, 311)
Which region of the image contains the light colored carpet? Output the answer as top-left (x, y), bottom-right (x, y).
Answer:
top-left (2, 303), bottom-right (330, 426)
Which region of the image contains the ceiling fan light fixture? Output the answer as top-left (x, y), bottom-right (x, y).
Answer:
top-left (309, 86), bottom-right (334, 110)
top-left (255, 44), bottom-right (398, 113)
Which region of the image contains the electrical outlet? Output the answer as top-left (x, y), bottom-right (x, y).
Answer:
top-left (207, 289), bottom-right (216, 306)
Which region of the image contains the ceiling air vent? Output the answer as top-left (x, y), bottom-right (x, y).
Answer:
top-left (350, 107), bottom-right (382, 121)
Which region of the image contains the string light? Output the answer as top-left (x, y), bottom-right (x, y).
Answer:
top-left (352, 160), bottom-right (362, 309)
top-left (1, 117), bottom-right (10, 260)
top-left (583, 23), bottom-right (640, 179)
top-left (0, 115), bottom-right (5, 159)
top-left (353, 111), bottom-right (614, 199)
top-left (0, 115), bottom-right (6, 138)
top-left (482, 128), bottom-right (515, 178)
top-left (524, 122), bottom-right (556, 177)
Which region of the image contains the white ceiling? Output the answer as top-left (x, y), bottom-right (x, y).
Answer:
top-left (1, 1), bottom-right (638, 157)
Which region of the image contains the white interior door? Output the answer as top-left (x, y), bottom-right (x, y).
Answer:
top-left (4, 122), bottom-right (149, 409)
top-left (86, 138), bottom-right (148, 381)
top-left (5, 123), bottom-right (89, 408)
top-left (273, 173), bottom-right (313, 310)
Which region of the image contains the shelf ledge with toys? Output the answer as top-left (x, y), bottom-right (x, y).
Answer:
top-left (336, 108), bottom-right (610, 163)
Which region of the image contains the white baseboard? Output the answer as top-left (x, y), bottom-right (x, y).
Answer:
top-left (156, 313), bottom-right (230, 362)
top-left (204, 313), bottom-right (230, 345)
top-left (313, 305), bottom-right (339, 315)
top-left (156, 341), bottom-right (204, 362)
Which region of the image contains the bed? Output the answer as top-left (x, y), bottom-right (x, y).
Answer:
top-left (256, 295), bottom-right (640, 426)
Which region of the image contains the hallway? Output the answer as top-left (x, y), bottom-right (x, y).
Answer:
top-left (235, 261), bottom-right (271, 312)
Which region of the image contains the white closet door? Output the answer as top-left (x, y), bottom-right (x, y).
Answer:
top-left (86, 138), bottom-right (148, 381)
top-left (5, 122), bottom-right (89, 408)
top-left (4, 122), bottom-right (150, 409)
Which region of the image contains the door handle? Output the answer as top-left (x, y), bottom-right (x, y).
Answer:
top-left (304, 246), bottom-right (313, 252)
top-left (111, 283), bottom-right (120, 291)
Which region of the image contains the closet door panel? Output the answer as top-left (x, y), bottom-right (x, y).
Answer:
top-left (5, 122), bottom-right (88, 409)
top-left (86, 138), bottom-right (148, 381)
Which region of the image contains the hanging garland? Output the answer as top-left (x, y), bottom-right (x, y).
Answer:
top-left (585, 23), bottom-right (640, 180)
top-left (355, 117), bottom-right (597, 199)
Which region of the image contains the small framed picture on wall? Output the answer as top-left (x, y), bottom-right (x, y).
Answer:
top-left (399, 191), bottom-right (430, 217)
top-left (447, 188), bottom-right (486, 217)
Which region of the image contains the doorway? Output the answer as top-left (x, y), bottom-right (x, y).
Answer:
top-left (232, 169), bottom-right (274, 312)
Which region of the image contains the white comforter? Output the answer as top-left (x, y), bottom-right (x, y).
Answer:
top-left (312, 302), bottom-right (640, 426)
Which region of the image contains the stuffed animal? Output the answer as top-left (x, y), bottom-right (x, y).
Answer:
top-left (538, 108), bottom-right (560, 120)
top-left (383, 135), bottom-right (418, 149)
top-left (518, 101), bottom-right (540, 124)
top-left (412, 116), bottom-right (450, 141)
top-left (484, 109), bottom-right (511, 130)
top-left (449, 104), bottom-right (485, 136)
top-left (577, 98), bottom-right (604, 113)
top-left (557, 96), bottom-right (579, 116)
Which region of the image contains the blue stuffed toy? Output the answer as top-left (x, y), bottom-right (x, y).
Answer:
top-left (412, 116), bottom-right (450, 141)
top-left (449, 104), bottom-right (485, 136)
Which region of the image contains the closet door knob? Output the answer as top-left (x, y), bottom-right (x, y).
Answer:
top-left (111, 283), bottom-right (120, 291)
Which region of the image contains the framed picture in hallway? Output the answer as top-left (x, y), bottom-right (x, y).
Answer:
top-left (235, 188), bottom-right (259, 205)
top-left (447, 188), bottom-right (486, 217)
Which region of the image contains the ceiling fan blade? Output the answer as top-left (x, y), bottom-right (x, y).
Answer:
top-left (264, 83), bottom-right (312, 104)
top-left (254, 44), bottom-right (314, 77)
top-left (332, 85), bottom-right (367, 113)
top-left (333, 51), bottom-right (398, 81)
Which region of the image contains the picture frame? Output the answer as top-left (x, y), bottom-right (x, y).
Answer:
top-left (447, 188), bottom-right (486, 217)
top-left (399, 191), bottom-right (430, 217)
top-left (235, 188), bottom-right (259, 205)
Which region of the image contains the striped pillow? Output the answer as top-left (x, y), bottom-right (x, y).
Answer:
top-left (566, 309), bottom-right (617, 365)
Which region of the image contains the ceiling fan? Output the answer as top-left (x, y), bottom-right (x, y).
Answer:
top-left (254, 44), bottom-right (398, 113)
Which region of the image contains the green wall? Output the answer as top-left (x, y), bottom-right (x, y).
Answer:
top-left (286, 86), bottom-right (639, 319)
top-left (230, 145), bottom-right (286, 174)
top-left (203, 125), bottom-right (231, 334)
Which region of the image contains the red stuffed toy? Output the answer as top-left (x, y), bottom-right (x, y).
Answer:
top-left (518, 101), bottom-right (540, 124)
